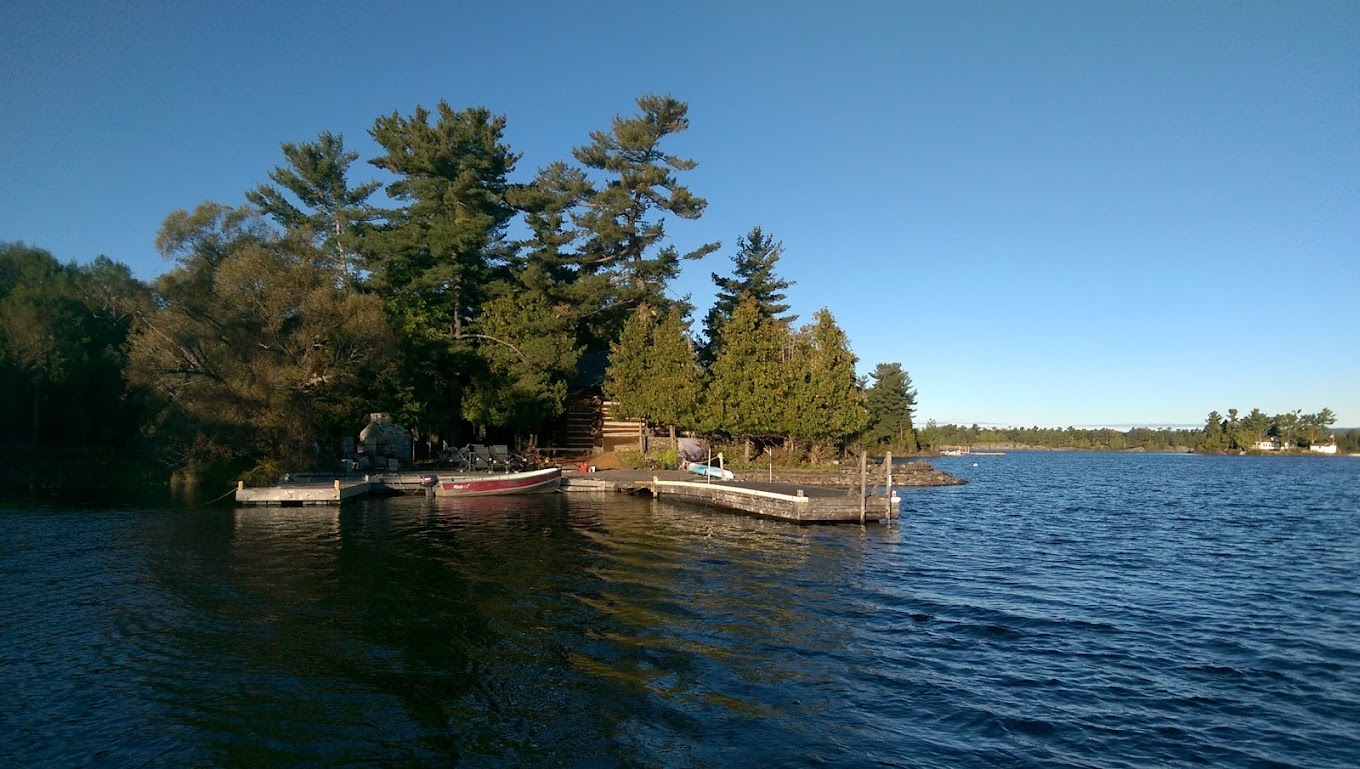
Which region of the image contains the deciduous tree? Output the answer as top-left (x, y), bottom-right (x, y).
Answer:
top-left (127, 204), bottom-right (395, 474)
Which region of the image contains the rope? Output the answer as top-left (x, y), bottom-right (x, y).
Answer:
top-left (195, 485), bottom-right (240, 507)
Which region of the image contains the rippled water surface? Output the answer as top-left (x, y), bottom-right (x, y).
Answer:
top-left (3, 452), bottom-right (1358, 767)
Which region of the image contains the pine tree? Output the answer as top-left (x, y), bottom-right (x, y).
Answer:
top-left (703, 226), bottom-right (795, 360)
top-left (246, 132), bottom-right (379, 285)
top-left (703, 296), bottom-right (789, 452)
top-left (368, 103), bottom-right (518, 341)
top-left (1198, 410), bottom-right (1227, 452)
top-left (603, 305), bottom-right (704, 441)
top-left (863, 362), bottom-right (918, 450)
top-left (573, 95), bottom-right (719, 328)
top-left (367, 103), bottom-right (520, 433)
top-left (786, 309), bottom-right (869, 462)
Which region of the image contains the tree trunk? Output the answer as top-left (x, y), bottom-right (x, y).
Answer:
top-left (452, 276), bottom-right (462, 338)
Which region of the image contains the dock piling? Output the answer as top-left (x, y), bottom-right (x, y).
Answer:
top-left (885, 451), bottom-right (893, 519)
top-left (860, 451), bottom-right (867, 523)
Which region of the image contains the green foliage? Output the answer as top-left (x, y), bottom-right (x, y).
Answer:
top-left (863, 362), bottom-right (918, 450)
top-left (917, 421), bottom-right (1200, 453)
top-left (703, 226), bottom-right (795, 361)
top-left (0, 243), bottom-right (147, 447)
top-left (614, 447), bottom-right (645, 469)
top-left (603, 305), bottom-right (704, 431)
top-left (366, 102), bottom-right (520, 438)
top-left (127, 204), bottom-right (396, 473)
top-left (460, 292), bottom-right (580, 435)
top-left (703, 296), bottom-right (789, 440)
top-left (368, 102), bottom-right (518, 325)
top-left (1196, 406), bottom-right (1337, 452)
top-left (614, 445), bottom-right (680, 470)
top-left (573, 94), bottom-right (719, 328)
top-left (785, 309), bottom-right (869, 460)
top-left (246, 131), bottom-right (379, 284)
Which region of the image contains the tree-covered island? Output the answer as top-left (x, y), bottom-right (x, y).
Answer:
top-left (1, 95), bottom-right (926, 483)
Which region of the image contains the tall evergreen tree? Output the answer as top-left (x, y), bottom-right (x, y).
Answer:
top-left (1198, 410), bottom-right (1228, 452)
top-left (786, 309), bottom-right (869, 462)
top-left (367, 103), bottom-right (520, 433)
top-left (703, 296), bottom-right (789, 455)
top-left (603, 305), bottom-right (705, 443)
top-left (368, 102), bottom-right (518, 338)
top-left (246, 131), bottom-right (379, 284)
top-left (573, 94), bottom-right (719, 334)
top-left (863, 362), bottom-right (918, 450)
top-left (602, 306), bottom-right (655, 424)
top-left (1239, 408), bottom-right (1271, 447)
top-left (703, 226), bottom-right (795, 360)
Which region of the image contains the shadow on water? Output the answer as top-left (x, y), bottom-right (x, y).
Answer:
top-left (83, 493), bottom-right (885, 766)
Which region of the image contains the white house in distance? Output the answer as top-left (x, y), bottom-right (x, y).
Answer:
top-left (1252, 436), bottom-right (1338, 453)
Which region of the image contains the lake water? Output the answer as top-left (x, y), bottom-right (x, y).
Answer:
top-left (2, 452), bottom-right (1358, 767)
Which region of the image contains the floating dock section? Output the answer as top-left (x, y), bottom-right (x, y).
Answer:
top-left (233, 479), bottom-right (374, 506)
top-left (562, 470), bottom-right (899, 523)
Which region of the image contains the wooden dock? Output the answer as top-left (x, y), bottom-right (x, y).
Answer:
top-left (233, 479), bottom-right (374, 506)
top-left (236, 468), bottom-right (905, 523)
top-left (561, 470), bottom-right (900, 523)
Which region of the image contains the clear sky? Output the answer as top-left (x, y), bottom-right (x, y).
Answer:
top-left (3, 1), bottom-right (1356, 428)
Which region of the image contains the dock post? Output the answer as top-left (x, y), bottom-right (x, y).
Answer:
top-left (237, 480), bottom-right (244, 493)
top-left (884, 451), bottom-right (893, 518)
top-left (859, 451), bottom-right (867, 523)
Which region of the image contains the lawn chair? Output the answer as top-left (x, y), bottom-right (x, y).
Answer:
top-left (470, 444), bottom-right (494, 471)
top-left (447, 444), bottom-right (473, 470)
top-left (489, 445), bottom-right (513, 470)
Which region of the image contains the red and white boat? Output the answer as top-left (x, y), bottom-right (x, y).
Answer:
top-left (431, 467), bottom-right (562, 497)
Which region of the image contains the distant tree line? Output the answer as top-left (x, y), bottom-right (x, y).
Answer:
top-left (1, 95), bottom-right (922, 478)
top-left (1197, 408), bottom-right (1338, 453)
top-left (912, 413), bottom-right (1350, 454)
top-left (916, 422), bottom-right (1202, 452)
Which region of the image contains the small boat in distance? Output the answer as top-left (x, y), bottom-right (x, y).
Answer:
top-left (432, 467), bottom-right (562, 497)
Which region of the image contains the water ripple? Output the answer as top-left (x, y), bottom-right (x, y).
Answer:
top-left (2, 453), bottom-right (1358, 767)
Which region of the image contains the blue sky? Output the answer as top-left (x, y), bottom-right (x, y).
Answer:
top-left (3, 1), bottom-right (1356, 428)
